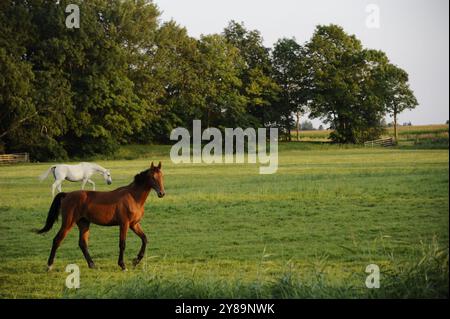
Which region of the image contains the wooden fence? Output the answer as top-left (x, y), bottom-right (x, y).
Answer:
top-left (0, 153), bottom-right (30, 164)
top-left (364, 137), bottom-right (395, 148)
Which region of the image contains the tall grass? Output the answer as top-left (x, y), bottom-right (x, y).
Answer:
top-left (67, 239), bottom-right (448, 299)
top-left (370, 239), bottom-right (449, 298)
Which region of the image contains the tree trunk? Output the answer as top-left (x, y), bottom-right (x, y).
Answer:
top-left (394, 111), bottom-right (398, 144)
top-left (296, 111), bottom-right (301, 141)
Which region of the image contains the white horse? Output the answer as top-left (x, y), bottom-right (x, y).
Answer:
top-left (39, 162), bottom-right (112, 197)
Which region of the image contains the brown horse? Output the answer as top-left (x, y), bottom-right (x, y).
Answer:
top-left (36, 162), bottom-right (165, 271)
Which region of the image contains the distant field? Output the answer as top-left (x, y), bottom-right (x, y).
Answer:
top-left (0, 143), bottom-right (448, 298)
top-left (393, 124), bottom-right (449, 135)
top-left (294, 125), bottom-right (449, 144)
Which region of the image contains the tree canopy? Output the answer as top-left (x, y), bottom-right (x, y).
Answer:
top-left (0, 1), bottom-right (418, 160)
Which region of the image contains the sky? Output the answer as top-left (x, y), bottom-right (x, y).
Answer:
top-left (155, 0), bottom-right (449, 126)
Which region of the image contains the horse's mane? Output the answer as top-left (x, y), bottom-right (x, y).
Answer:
top-left (133, 167), bottom-right (161, 187)
top-left (133, 169), bottom-right (150, 186)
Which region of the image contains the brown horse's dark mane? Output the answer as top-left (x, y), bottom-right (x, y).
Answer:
top-left (133, 169), bottom-right (150, 186)
top-left (133, 168), bottom-right (160, 188)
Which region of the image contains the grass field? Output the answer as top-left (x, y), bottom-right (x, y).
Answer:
top-left (0, 142), bottom-right (448, 298)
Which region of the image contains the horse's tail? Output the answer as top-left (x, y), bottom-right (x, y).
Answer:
top-left (36, 192), bottom-right (66, 234)
top-left (39, 166), bottom-right (55, 181)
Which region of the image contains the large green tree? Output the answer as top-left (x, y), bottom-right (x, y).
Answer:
top-left (196, 34), bottom-right (246, 129)
top-left (223, 21), bottom-right (279, 128)
top-left (272, 38), bottom-right (310, 141)
top-left (383, 64), bottom-right (418, 142)
top-left (62, 0), bottom-right (159, 156)
top-left (134, 21), bottom-right (203, 142)
top-left (0, 0), bottom-right (161, 159)
top-left (306, 25), bottom-right (397, 143)
top-left (0, 0), bottom-right (75, 159)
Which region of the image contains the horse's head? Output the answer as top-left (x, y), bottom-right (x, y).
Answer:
top-left (103, 169), bottom-right (112, 185)
top-left (149, 162), bottom-right (165, 198)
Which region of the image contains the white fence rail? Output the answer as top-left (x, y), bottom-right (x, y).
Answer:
top-left (364, 137), bottom-right (395, 147)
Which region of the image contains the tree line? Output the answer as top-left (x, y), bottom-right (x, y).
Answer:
top-left (0, 0), bottom-right (418, 160)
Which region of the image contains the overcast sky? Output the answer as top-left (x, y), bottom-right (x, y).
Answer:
top-left (156, 0), bottom-right (449, 126)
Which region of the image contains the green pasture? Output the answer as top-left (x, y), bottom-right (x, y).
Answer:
top-left (0, 143), bottom-right (448, 298)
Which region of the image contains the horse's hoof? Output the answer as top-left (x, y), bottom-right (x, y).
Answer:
top-left (132, 258), bottom-right (141, 267)
top-left (47, 265), bottom-right (53, 272)
top-left (88, 263), bottom-right (96, 269)
top-left (119, 263), bottom-right (127, 271)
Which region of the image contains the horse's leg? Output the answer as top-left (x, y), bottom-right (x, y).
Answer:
top-left (118, 223), bottom-right (129, 271)
top-left (47, 220), bottom-right (74, 271)
top-left (87, 179), bottom-right (95, 191)
top-left (81, 179), bottom-right (87, 190)
top-left (52, 180), bottom-right (61, 197)
top-left (52, 168), bottom-right (64, 197)
top-left (77, 219), bottom-right (95, 269)
top-left (130, 223), bottom-right (148, 267)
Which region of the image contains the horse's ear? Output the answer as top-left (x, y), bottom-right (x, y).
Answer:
top-left (150, 162), bottom-right (154, 169)
top-left (158, 161), bottom-right (162, 169)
